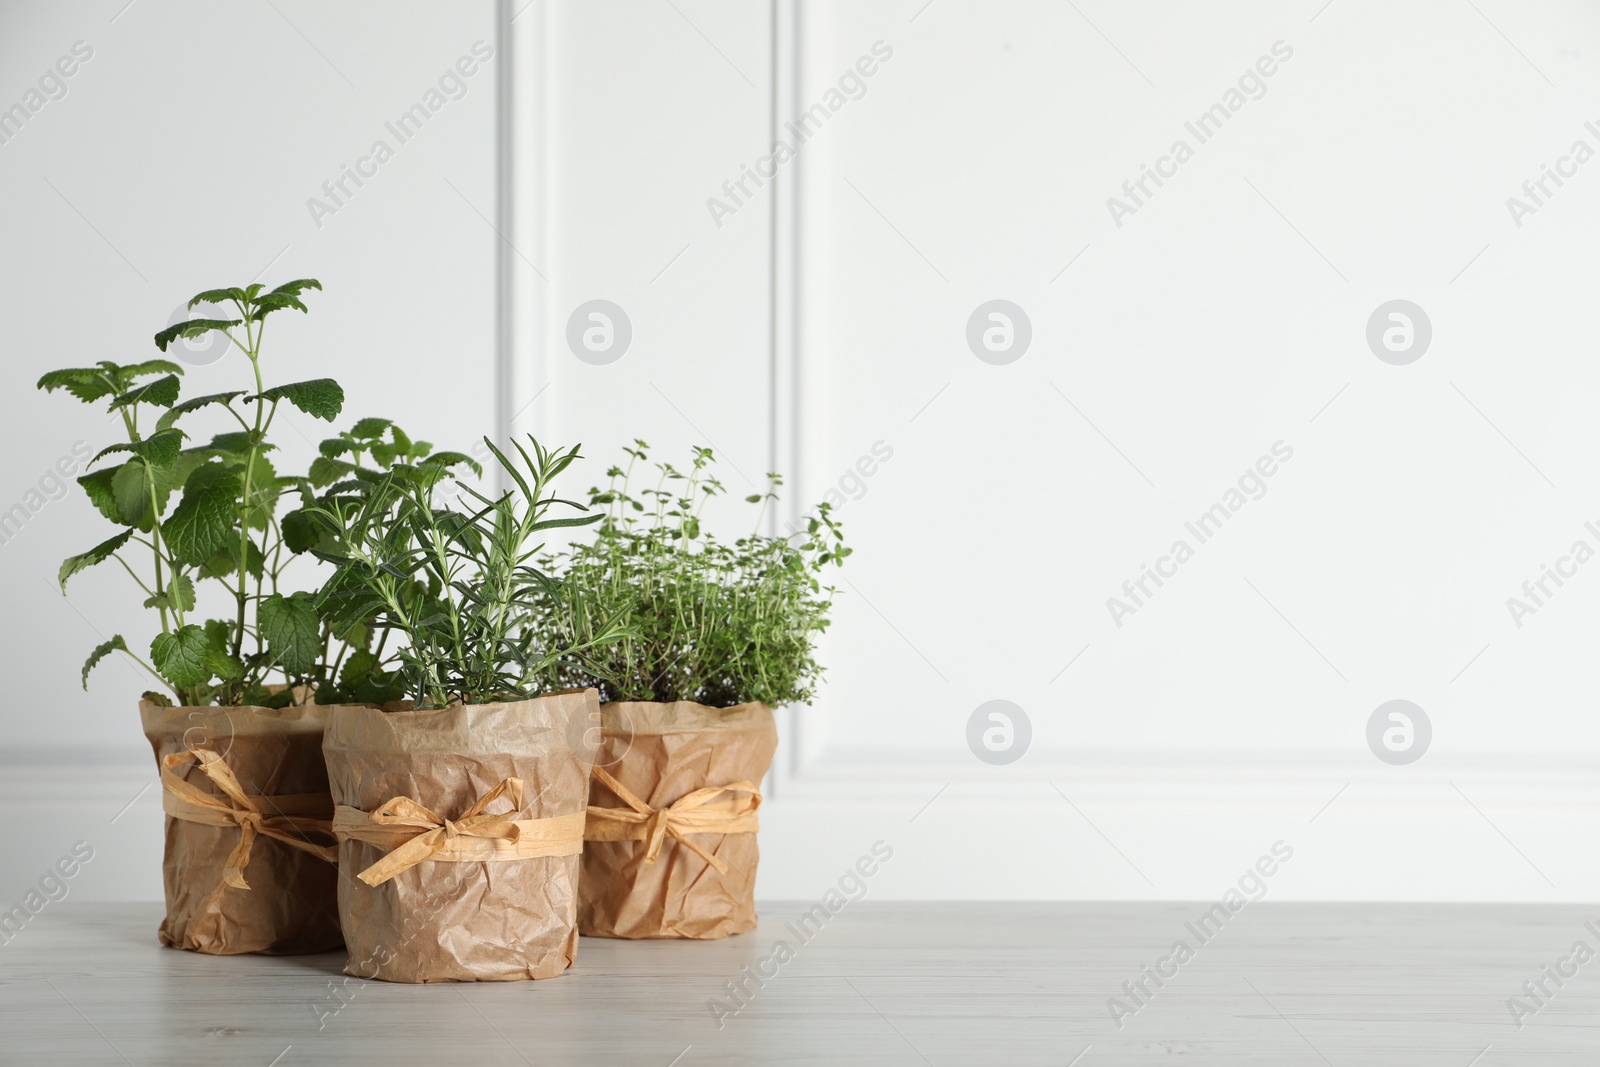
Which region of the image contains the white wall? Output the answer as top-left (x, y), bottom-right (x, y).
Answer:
top-left (5, 0), bottom-right (1600, 905)
top-left (0, 0), bottom-right (500, 901)
top-left (762, 0), bottom-right (1600, 901)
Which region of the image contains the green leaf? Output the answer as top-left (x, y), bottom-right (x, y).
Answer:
top-left (78, 469), bottom-right (130, 525)
top-left (252, 379), bottom-right (344, 422)
top-left (350, 417), bottom-right (391, 440)
top-left (204, 619), bottom-right (232, 654)
top-left (167, 574), bottom-right (196, 613)
top-left (58, 529), bottom-right (134, 591)
top-left (528, 512), bottom-right (604, 533)
top-left (207, 650), bottom-right (246, 682)
top-left (81, 635), bottom-right (128, 690)
top-left (122, 360), bottom-right (184, 379)
top-left (258, 592), bottom-right (319, 675)
top-left (37, 367), bottom-right (115, 403)
top-left (268, 278), bottom-right (321, 298)
top-left (244, 684), bottom-right (296, 709)
top-left (151, 626), bottom-right (212, 689)
top-left (309, 456), bottom-right (356, 488)
top-left (199, 536), bottom-right (264, 581)
top-left (318, 438), bottom-right (355, 458)
top-left (109, 373), bottom-right (181, 411)
top-left (242, 453), bottom-right (280, 530)
top-left (187, 287), bottom-right (245, 309)
top-left (153, 318), bottom-right (244, 352)
top-left (250, 292), bottom-right (308, 319)
top-left (156, 390), bottom-right (247, 432)
top-left (162, 464), bottom-right (242, 565)
top-left (91, 428), bottom-right (185, 470)
top-left (111, 451), bottom-right (204, 531)
top-left (207, 431), bottom-right (272, 455)
top-left (422, 451), bottom-right (484, 477)
top-left (281, 508), bottom-right (326, 554)
top-left (110, 462), bottom-right (151, 529)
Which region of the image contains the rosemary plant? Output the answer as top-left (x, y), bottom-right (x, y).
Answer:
top-left (309, 436), bottom-right (630, 709)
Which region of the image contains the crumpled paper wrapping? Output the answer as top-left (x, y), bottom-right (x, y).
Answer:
top-left (322, 690), bottom-right (598, 983)
top-left (140, 700), bottom-right (342, 956)
top-left (579, 701), bottom-right (777, 940)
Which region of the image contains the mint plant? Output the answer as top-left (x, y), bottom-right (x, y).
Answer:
top-left (309, 435), bottom-right (630, 710)
top-left (529, 442), bottom-right (849, 707)
top-left (38, 281), bottom-right (474, 708)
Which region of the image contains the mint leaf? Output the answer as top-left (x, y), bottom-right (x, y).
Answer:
top-left (187, 288), bottom-right (246, 309)
top-left (168, 574), bottom-right (196, 614)
top-left (37, 368), bottom-right (115, 403)
top-left (199, 536), bottom-right (264, 580)
top-left (268, 278), bottom-right (321, 298)
top-left (151, 625), bottom-right (211, 689)
top-left (81, 635), bottom-right (128, 690)
top-left (350, 417), bottom-right (391, 440)
top-left (113, 451), bottom-right (204, 531)
top-left (281, 507), bottom-right (326, 554)
top-left (162, 464), bottom-right (241, 565)
top-left (258, 592), bottom-right (319, 675)
top-left (207, 431), bottom-right (272, 455)
top-left (156, 390), bottom-right (246, 432)
top-left (423, 451), bottom-right (484, 477)
top-left (59, 530), bottom-right (134, 591)
top-left (318, 438), bottom-right (355, 458)
top-left (91, 428), bottom-right (185, 470)
top-left (208, 650), bottom-right (246, 682)
top-left (109, 373), bottom-right (180, 411)
top-left (78, 468), bottom-right (130, 525)
top-left (204, 619), bottom-right (231, 654)
top-left (252, 378), bottom-right (344, 422)
top-left (309, 456), bottom-right (356, 488)
top-left (154, 317), bottom-right (243, 352)
top-left (122, 359), bottom-right (184, 379)
top-left (110, 461), bottom-right (152, 528)
top-left (241, 453), bottom-right (280, 530)
top-left (250, 292), bottom-right (308, 318)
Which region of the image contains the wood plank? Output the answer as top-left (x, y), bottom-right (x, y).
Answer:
top-left (1, 903), bottom-right (1596, 1065)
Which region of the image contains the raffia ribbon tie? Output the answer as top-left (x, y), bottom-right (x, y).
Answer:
top-left (584, 765), bottom-right (762, 876)
top-left (331, 778), bottom-right (586, 887)
top-left (159, 747), bottom-right (338, 891)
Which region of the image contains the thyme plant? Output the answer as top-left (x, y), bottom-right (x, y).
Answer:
top-left (530, 442), bottom-right (849, 707)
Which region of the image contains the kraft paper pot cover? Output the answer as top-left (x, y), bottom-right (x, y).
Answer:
top-left (323, 689), bottom-right (599, 983)
top-left (141, 699), bottom-right (342, 956)
top-left (579, 700), bottom-right (776, 940)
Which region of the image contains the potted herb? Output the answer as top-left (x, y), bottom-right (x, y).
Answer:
top-left (39, 280), bottom-right (356, 955)
top-left (531, 443), bottom-right (848, 940)
top-left (312, 435), bottom-right (629, 982)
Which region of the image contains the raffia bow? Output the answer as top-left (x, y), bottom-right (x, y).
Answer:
top-left (159, 747), bottom-right (338, 891)
top-left (331, 777), bottom-right (586, 887)
top-left (583, 765), bottom-right (761, 875)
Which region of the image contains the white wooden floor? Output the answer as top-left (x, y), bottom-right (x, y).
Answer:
top-left (1, 902), bottom-right (1596, 1065)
